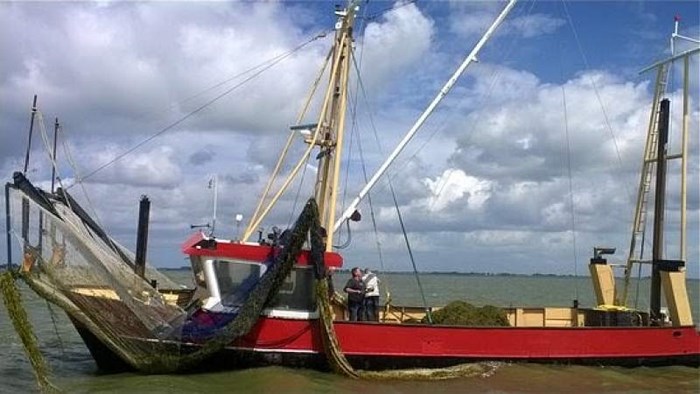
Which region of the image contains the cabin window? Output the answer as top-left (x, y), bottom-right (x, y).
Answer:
top-left (267, 267), bottom-right (316, 311)
top-left (210, 259), bottom-right (315, 312)
top-left (214, 260), bottom-right (263, 307)
top-left (189, 257), bottom-right (207, 288)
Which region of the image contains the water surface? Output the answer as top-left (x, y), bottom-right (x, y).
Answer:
top-left (1, 272), bottom-right (698, 393)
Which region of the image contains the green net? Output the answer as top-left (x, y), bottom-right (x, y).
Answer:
top-left (6, 175), bottom-right (502, 383)
top-left (5, 177), bottom-right (321, 374)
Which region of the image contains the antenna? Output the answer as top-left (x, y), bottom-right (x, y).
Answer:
top-left (235, 213), bottom-right (243, 241)
top-left (209, 175), bottom-right (218, 236)
top-left (671, 15), bottom-right (700, 56)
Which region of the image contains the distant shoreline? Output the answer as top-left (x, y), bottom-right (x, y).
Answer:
top-left (153, 266), bottom-right (583, 277)
top-left (3, 263), bottom-right (697, 280)
top-left (148, 266), bottom-right (663, 279)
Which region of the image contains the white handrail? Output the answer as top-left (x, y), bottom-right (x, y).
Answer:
top-left (333, 0), bottom-right (518, 233)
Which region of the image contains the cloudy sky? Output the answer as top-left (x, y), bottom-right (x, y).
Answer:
top-left (1, 1), bottom-right (698, 279)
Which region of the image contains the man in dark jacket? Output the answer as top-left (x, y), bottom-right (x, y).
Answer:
top-left (343, 267), bottom-right (366, 321)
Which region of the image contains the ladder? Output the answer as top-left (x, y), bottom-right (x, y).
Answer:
top-left (619, 64), bottom-right (669, 306)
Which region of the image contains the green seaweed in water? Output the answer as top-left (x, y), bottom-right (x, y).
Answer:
top-left (0, 271), bottom-right (60, 392)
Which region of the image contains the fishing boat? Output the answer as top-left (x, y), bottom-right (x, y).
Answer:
top-left (3, 0), bottom-right (699, 376)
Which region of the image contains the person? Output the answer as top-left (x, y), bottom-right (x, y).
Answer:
top-left (362, 268), bottom-right (380, 321)
top-left (325, 267), bottom-right (336, 299)
top-left (343, 267), bottom-right (365, 321)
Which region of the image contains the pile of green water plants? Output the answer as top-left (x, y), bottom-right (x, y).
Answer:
top-left (424, 301), bottom-right (510, 326)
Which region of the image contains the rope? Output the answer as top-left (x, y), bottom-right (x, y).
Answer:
top-left (361, 0), bottom-right (418, 24)
top-left (44, 301), bottom-right (67, 361)
top-left (69, 32), bottom-right (328, 188)
top-left (387, 180), bottom-right (432, 323)
top-left (316, 279), bottom-right (360, 378)
top-left (255, 48), bottom-right (334, 233)
top-left (311, 209), bottom-right (497, 381)
top-left (560, 1), bottom-right (633, 204)
top-left (317, 289), bottom-right (500, 380)
top-left (175, 30), bottom-right (329, 112)
top-left (556, 12), bottom-right (580, 296)
top-left (323, 42), bottom-right (435, 321)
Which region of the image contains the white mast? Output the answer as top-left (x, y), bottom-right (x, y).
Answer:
top-left (671, 17), bottom-right (699, 262)
top-left (333, 0), bottom-right (518, 233)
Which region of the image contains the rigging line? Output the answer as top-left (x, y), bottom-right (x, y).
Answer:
top-left (53, 119), bottom-right (119, 255)
top-left (357, 127), bottom-right (386, 272)
top-left (250, 48), bottom-right (334, 233)
top-left (68, 33), bottom-right (325, 189)
top-left (36, 113), bottom-right (68, 198)
top-left (556, 0), bottom-right (579, 292)
top-left (334, 87), bottom-right (365, 249)
top-left (176, 30), bottom-right (330, 111)
top-left (334, 0), bottom-right (372, 246)
top-left (361, 0), bottom-right (418, 24)
top-left (347, 44), bottom-right (388, 271)
top-left (560, 0), bottom-right (633, 203)
top-left (44, 301), bottom-right (67, 360)
top-left (397, 0), bottom-right (537, 205)
top-left (350, 51), bottom-right (407, 299)
top-left (335, 117), bottom-right (356, 247)
top-left (334, 219), bottom-right (353, 249)
top-left (340, 87), bottom-right (357, 217)
top-left (336, 78), bottom-right (365, 246)
top-left (349, 51), bottom-right (392, 267)
top-left (561, 73), bottom-right (579, 297)
top-left (363, 0), bottom-right (534, 202)
top-left (388, 179), bottom-right (432, 323)
top-left (287, 154), bottom-right (312, 229)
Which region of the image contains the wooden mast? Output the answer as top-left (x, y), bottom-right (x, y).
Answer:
top-left (240, 2), bottom-right (358, 244)
top-left (314, 3), bottom-right (356, 251)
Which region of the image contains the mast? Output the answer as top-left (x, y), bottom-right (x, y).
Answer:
top-left (622, 20), bottom-right (699, 307)
top-left (240, 1), bottom-right (359, 247)
top-left (22, 95), bottom-right (38, 175)
top-left (242, 0), bottom-right (513, 248)
top-left (51, 118), bottom-right (59, 193)
top-left (314, 1), bottom-right (357, 250)
top-left (333, 0), bottom-right (517, 232)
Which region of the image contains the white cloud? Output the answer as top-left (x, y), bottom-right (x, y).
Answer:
top-left (0, 1), bottom-right (697, 278)
top-left (359, 2), bottom-right (434, 88)
top-left (448, 1), bottom-right (564, 40)
top-left (423, 168), bottom-right (492, 212)
top-left (509, 13), bottom-right (566, 38)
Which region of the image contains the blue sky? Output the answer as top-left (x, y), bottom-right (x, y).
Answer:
top-left (1, 1), bottom-right (698, 279)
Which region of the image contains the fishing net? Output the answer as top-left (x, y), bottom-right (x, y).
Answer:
top-left (4, 173), bottom-right (319, 374)
top-left (304, 210), bottom-right (502, 381)
top-left (5, 173), bottom-right (501, 383)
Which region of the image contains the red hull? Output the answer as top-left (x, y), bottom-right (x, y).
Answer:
top-left (232, 317), bottom-right (700, 365)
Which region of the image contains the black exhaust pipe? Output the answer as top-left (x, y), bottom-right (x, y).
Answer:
top-left (650, 98), bottom-right (670, 324)
top-left (134, 195), bottom-right (150, 279)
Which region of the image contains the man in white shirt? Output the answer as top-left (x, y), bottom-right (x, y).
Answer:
top-left (362, 268), bottom-right (381, 321)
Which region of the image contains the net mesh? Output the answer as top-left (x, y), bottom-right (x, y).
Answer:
top-left (6, 174), bottom-right (319, 373)
top-left (6, 174), bottom-right (499, 382)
